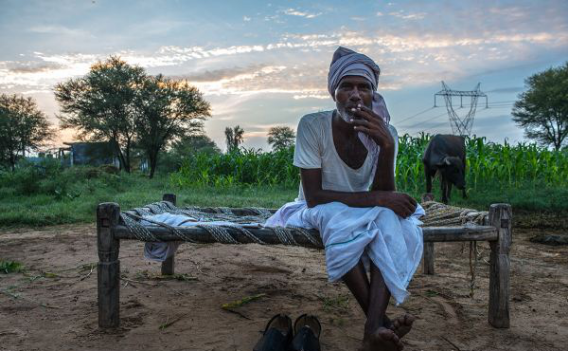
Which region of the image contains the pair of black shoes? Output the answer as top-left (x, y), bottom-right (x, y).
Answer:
top-left (253, 314), bottom-right (322, 351)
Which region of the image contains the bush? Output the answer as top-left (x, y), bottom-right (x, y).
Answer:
top-left (0, 160), bottom-right (132, 200)
top-left (0, 158), bottom-right (61, 195)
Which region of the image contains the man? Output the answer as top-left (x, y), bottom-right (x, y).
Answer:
top-left (266, 47), bottom-right (424, 351)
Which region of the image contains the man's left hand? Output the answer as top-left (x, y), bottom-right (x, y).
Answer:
top-left (350, 104), bottom-right (395, 150)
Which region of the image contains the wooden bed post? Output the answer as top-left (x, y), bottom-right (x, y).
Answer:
top-left (97, 202), bottom-right (121, 328)
top-left (488, 203), bottom-right (512, 328)
top-left (423, 242), bottom-right (435, 275)
top-left (161, 193), bottom-right (177, 276)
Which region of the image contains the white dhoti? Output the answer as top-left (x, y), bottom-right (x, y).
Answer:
top-left (265, 201), bottom-right (424, 304)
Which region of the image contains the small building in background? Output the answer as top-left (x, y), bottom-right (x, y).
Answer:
top-left (58, 142), bottom-right (120, 167)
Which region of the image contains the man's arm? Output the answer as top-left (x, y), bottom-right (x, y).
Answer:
top-left (301, 168), bottom-right (417, 217)
top-left (301, 168), bottom-right (381, 208)
top-left (370, 144), bottom-right (395, 191)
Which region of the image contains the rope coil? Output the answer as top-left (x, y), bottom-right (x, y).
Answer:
top-left (119, 201), bottom-right (487, 246)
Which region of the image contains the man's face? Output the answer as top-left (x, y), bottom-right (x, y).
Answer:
top-left (334, 75), bottom-right (373, 120)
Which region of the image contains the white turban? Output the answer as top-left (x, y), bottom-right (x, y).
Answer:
top-left (327, 46), bottom-right (390, 124)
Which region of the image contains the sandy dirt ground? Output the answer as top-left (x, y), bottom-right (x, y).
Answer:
top-left (0, 223), bottom-right (566, 351)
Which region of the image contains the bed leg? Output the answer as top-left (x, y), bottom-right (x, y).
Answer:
top-left (423, 242), bottom-right (435, 275)
top-left (161, 256), bottom-right (175, 276)
top-left (488, 203), bottom-right (512, 328)
top-left (97, 202), bottom-right (121, 328)
top-left (161, 193), bottom-right (177, 276)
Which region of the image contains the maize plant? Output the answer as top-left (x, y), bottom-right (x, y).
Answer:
top-left (171, 135), bottom-right (567, 192)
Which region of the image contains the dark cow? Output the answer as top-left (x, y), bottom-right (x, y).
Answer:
top-left (422, 134), bottom-right (467, 204)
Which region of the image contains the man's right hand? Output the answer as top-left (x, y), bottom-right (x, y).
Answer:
top-left (376, 192), bottom-right (418, 218)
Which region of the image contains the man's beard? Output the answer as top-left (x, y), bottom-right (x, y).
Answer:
top-left (337, 107), bottom-right (356, 123)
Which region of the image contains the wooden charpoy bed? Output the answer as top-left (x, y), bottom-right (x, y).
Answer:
top-left (96, 194), bottom-right (511, 329)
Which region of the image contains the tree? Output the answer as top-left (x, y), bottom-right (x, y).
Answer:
top-left (512, 63), bottom-right (568, 150)
top-left (267, 126), bottom-right (295, 151)
top-left (172, 134), bottom-right (220, 155)
top-left (0, 94), bottom-right (53, 169)
top-left (55, 56), bottom-right (146, 172)
top-left (133, 75), bottom-right (211, 178)
top-left (225, 125), bottom-right (244, 152)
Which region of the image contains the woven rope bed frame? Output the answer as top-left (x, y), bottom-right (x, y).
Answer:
top-left (96, 193), bottom-right (512, 329)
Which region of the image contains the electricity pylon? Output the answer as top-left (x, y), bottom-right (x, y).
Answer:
top-left (434, 81), bottom-right (488, 136)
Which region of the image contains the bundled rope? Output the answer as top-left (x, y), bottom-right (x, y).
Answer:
top-left (119, 200), bottom-right (488, 247)
top-left (120, 201), bottom-right (319, 246)
top-left (420, 201), bottom-right (488, 226)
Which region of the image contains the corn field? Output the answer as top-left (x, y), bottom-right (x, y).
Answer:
top-left (171, 134), bottom-right (568, 193)
top-left (396, 133), bottom-right (567, 193)
top-left (172, 147), bottom-right (299, 188)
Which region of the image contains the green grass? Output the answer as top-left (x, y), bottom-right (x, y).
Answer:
top-left (0, 173), bottom-right (297, 227)
top-left (0, 145), bottom-right (566, 228)
top-left (415, 181), bottom-right (568, 213)
top-left (0, 171), bottom-right (565, 228)
top-left (0, 260), bottom-right (23, 274)
top-left (318, 293), bottom-right (351, 314)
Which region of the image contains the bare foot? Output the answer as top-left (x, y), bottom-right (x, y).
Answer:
top-left (360, 327), bottom-right (404, 351)
top-left (391, 314), bottom-right (415, 338)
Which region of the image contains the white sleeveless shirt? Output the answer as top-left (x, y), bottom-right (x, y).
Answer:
top-left (293, 110), bottom-right (398, 201)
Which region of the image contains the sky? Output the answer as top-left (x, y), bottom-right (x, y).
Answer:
top-left (0, 0), bottom-right (567, 151)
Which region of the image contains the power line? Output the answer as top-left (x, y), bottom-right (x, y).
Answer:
top-left (487, 103), bottom-right (514, 106)
top-left (392, 99), bottom-right (511, 128)
top-left (487, 100), bottom-right (516, 104)
top-left (399, 110), bottom-right (449, 129)
top-left (404, 101), bottom-right (508, 130)
top-left (395, 106), bottom-right (437, 124)
top-left (478, 107), bottom-right (514, 115)
top-left (424, 112), bottom-right (517, 134)
top-left (392, 97), bottom-right (515, 134)
top-left (434, 81), bottom-right (488, 136)
top-left (423, 120), bottom-right (451, 133)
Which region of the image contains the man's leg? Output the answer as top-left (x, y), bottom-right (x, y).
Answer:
top-left (360, 262), bottom-right (403, 351)
top-left (342, 259), bottom-right (370, 313)
top-left (343, 259), bottom-right (415, 333)
top-left (343, 260), bottom-right (392, 326)
top-left (342, 260), bottom-right (400, 351)
top-left (365, 263), bottom-right (391, 334)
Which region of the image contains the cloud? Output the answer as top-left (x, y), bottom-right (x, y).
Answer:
top-left (0, 54), bottom-right (97, 90)
top-left (157, 44), bottom-right (265, 61)
top-left (487, 87), bottom-right (524, 94)
top-left (0, 27), bottom-right (561, 100)
top-left (389, 11), bottom-right (426, 20)
top-left (27, 25), bottom-right (93, 37)
top-left (172, 65), bottom-right (265, 82)
top-left (0, 0), bottom-right (568, 147)
top-left (1, 25), bottom-right (563, 96)
top-left (245, 123), bottom-right (297, 134)
top-left (4, 61), bottom-right (66, 74)
top-left (2, 0), bottom-right (564, 149)
top-left (282, 8), bottom-right (322, 19)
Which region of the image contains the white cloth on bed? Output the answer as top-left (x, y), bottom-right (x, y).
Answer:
top-left (141, 204), bottom-right (424, 304)
top-left (265, 200), bottom-right (424, 304)
top-left (144, 241), bottom-right (180, 262)
top-left (142, 212), bottom-right (242, 262)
